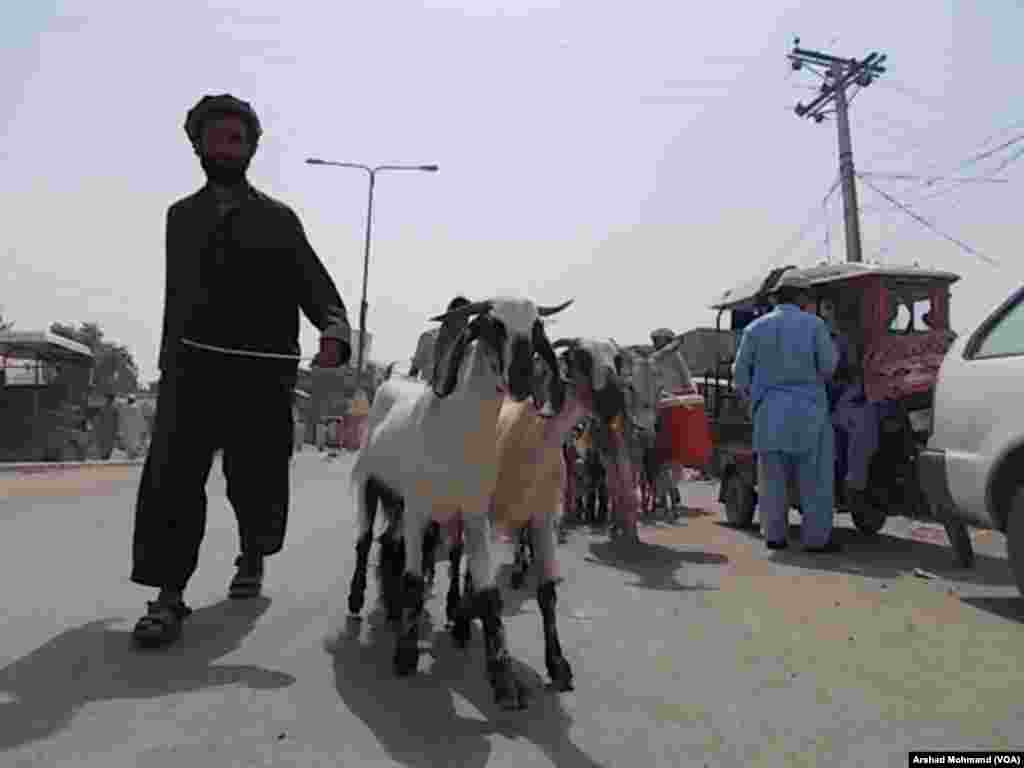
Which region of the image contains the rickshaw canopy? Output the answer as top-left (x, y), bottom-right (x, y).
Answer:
top-left (0, 330), bottom-right (94, 363)
top-left (711, 262), bottom-right (960, 311)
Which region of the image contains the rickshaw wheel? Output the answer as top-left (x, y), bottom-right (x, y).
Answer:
top-left (850, 492), bottom-right (887, 535)
top-left (724, 472), bottom-right (756, 528)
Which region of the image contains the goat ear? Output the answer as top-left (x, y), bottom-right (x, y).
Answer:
top-left (532, 320), bottom-right (565, 414)
top-left (434, 322), bottom-right (476, 398)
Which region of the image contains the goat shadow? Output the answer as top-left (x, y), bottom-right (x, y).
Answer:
top-left (0, 597), bottom-right (293, 751)
top-left (585, 539), bottom-right (726, 592)
top-left (328, 608), bottom-right (607, 768)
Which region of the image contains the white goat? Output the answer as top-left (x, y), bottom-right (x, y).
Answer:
top-left (437, 337), bottom-right (629, 693)
top-left (346, 296), bottom-right (572, 710)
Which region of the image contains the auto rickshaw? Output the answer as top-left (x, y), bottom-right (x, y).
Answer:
top-left (704, 262), bottom-right (961, 536)
top-left (0, 330), bottom-right (95, 461)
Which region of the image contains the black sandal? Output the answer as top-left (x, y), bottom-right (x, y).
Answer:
top-left (132, 600), bottom-right (192, 649)
top-left (229, 554), bottom-right (264, 599)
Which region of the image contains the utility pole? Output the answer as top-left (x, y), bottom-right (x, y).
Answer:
top-left (788, 39), bottom-right (887, 263)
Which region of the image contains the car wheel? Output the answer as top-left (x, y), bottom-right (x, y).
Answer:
top-left (724, 472), bottom-right (756, 528)
top-left (1008, 490), bottom-right (1024, 598)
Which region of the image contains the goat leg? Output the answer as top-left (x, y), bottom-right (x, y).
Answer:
top-left (538, 579), bottom-right (573, 691)
top-left (452, 568), bottom-right (474, 649)
top-left (510, 529), bottom-right (530, 590)
top-left (382, 529), bottom-right (406, 623)
top-left (393, 571), bottom-right (425, 676)
top-left (422, 521), bottom-right (440, 587)
top-left (446, 541), bottom-right (463, 627)
top-left (476, 586), bottom-right (529, 710)
top-left (531, 515), bottom-right (573, 690)
top-left (348, 530), bottom-right (373, 616)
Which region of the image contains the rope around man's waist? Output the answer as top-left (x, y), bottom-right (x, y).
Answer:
top-left (182, 338), bottom-right (310, 361)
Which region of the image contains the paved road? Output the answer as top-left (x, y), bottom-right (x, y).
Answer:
top-left (2, 451), bottom-right (1022, 767)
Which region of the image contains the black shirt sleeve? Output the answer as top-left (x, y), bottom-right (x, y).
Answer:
top-left (158, 205), bottom-right (182, 372)
top-left (288, 208), bottom-right (350, 334)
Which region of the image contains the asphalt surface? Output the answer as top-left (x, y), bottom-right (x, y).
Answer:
top-left (2, 450), bottom-right (1022, 767)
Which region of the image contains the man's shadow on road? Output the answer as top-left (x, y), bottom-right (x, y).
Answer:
top-left (328, 608), bottom-right (607, 768)
top-left (0, 597), bottom-right (293, 751)
top-left (725, 522), bottom-right (1016, 586)
top-left (723, 522), bottom-right (1022, 621)
top-left (585, 539), bottom-right (726, 592)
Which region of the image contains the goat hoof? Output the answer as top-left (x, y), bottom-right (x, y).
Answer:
top-left (393, 640), bottom-right (419, 677)
top-left (348, 593), bottom-right (364, 616)
top-left (445, 595), bottom-right (460, 625)
top-left (546, 656), bottom-right (574, 692)
top-left (451, 617), bottom-right (472, 649)
top-left (491, 661), bottom-right (530, 711)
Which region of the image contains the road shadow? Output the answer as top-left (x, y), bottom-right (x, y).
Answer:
top-left (729, 523), bottom-right (1017, 588)
top-left (0, 597), bottom-right (292, 751)
top-left (327, 611), bottom-right (606, 768)
top-left (961, 596), bottom-right (1024, 624)
top-left (584, 540), bottom-right (726, 592)
top-left (434, 629), bottom-right (607, 768)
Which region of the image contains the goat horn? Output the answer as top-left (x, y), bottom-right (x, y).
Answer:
top-left (537, 299), bottom-right (574, 317)
top-left (550, 337), bottom-right (580, 350)
top-left (429, 299), bottom-right (492, 323)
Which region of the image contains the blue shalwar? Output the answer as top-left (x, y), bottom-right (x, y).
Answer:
top-left (733, 304), bottom-right (838, 548)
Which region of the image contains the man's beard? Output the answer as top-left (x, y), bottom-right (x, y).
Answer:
top-left (200, 154), bottom-right (251, 186)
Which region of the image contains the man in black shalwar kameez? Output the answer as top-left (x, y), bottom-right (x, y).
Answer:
top-left (131, 94), bottom-right (352, 648)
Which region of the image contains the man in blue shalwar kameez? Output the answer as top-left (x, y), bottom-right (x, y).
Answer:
top-left (733, 271), bottom-right (841, 552)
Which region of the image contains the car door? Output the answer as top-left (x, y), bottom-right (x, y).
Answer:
top-left (933, 285), bottom-right (1024, 525)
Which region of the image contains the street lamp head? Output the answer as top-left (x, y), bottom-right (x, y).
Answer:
top-left (306, 158), bottom-right (326, 165)
top-left (419, 164), bottom-right (440, 172)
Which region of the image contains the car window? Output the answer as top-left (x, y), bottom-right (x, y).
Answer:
top-left (974, 296), bottom-right (1024, 358)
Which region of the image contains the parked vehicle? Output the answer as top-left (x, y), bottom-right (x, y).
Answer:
top-left (920, 283), bottom-right (1024, 596)
top-left (0, 330), bottom-right (95, 461)
top-left (704, 262), bottom-right (961, 535)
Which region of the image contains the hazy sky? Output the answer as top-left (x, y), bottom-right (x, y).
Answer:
top-left (4, 1), bottom-right (1022, 384)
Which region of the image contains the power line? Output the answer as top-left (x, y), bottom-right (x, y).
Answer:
top-left (775, 177), bottom-right (841, 262)
top-left (874, 79), bottom-right (948, 114)
top-left (953, 132), bottom-right (1024, 173)
top-left (990, 144), bottom-right (1024, 175)
top-left (858, 171), bottom-right (1008, 185)
top-left (978, 117), bottom-right (1024, 150)
top-left (876, 119), bottom-right (1024, 181)
top-left (856, 173), bottom-right (998, 267)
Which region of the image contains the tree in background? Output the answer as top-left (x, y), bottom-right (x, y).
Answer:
top-left (50, 321), bottom-right (140, 395)
top-left (0, 307), bottom-right (13, 332)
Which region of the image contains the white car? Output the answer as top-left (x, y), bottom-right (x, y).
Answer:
top-left (919, 284), bottom-right (1024, 596)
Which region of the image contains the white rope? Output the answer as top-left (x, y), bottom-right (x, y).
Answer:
top-left (182, 338), bottom-right (306, 361)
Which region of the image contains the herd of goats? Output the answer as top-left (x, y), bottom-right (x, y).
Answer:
top-left (340, 295), bottom-right (673, 711)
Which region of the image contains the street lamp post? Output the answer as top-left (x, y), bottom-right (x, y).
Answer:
top-left (306, 158), bottom-right (439, 382)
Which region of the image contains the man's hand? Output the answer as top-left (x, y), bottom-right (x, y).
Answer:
top-left (324, 306), bottom-right (353, 366)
